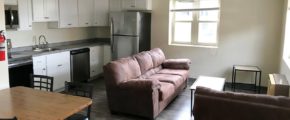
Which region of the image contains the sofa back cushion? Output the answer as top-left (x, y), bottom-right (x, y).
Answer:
top-left (148, 48), bottom-right (165, 67)
top-left (104, 57), bottom-right (141, 86)
top-left (196, 87), bottom-right (290, 107)
top-left (134, 52), bottom-right (154, 74)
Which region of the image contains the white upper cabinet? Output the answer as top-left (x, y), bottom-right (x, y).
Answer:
top-left (58, 0), bottom-right (78, 28)
top-left (78, 0), bottom-right (94, 27)
top-left (4, 0), bottom-right (17, 5)
top-left (109, 0), bottom-right (122, 12)
top-left (45, 0), bottom-right (58, 21)
top-left (122, 0), bottom-right (152, 10)
top-left (48, 0), bottom-right (110, 28)
top-left (32, 0), bottom-right (58, 22)
top-left (94, 0), bottom-right (109, 26)
top-left (18, 0), bottom-right (33, 30)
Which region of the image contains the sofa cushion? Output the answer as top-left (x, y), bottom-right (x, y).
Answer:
top-left (134, 52), bottom-right (154, 74)
top-left (159, 82), bottom-right (175, 101)
top-left (116, 57), bottom-right (142, 80)
top-left (148, 74), bottom-right (184, 87)
top-left (148, 48), bottom-right (166, 67)
top-left (157, 69), bottom-right (189, 80)
top-left (138, 66), bottom-right (162, 79)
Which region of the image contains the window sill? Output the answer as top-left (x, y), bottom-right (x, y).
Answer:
top-left (169, 43), bottom-right (218, 48)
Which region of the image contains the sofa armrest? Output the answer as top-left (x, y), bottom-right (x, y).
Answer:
top-left (162, 59), bottom-right (191, 70)
top-left (119, 79), bottom-right (161, 91)
top-left (111, 79), bottom-right (160, 118)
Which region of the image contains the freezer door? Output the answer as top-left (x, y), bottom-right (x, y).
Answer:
top-left (110, 12), bottom-right (140, 36)
top-left (112, 36), bottom-right (139, 60)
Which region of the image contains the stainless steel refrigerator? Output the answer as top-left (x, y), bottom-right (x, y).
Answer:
top-left (110, 11), bottom-right (151, 60)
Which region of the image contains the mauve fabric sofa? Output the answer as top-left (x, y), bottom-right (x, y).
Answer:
top-left (193, 86), bottom-right (290, 120)
top-left (103, 48), bottom-right (191, 119)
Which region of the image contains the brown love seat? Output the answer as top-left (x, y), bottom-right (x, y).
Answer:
top-left (193, 86), bottom-right (290, 120)
top-left (103, 48), bottom-right (191, 119)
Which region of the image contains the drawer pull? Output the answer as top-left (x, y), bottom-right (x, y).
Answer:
top-left (57, 64), bottom-right (62, 67)
top-left (68, 24), bottom-right (72, 26)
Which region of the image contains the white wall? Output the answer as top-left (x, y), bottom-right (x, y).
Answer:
top-left (0, 0), bottom-right (10, 90)
top-left (151, 0), bottom-right (284, 86)
top-left (6, 23), bottom-right (110, 48)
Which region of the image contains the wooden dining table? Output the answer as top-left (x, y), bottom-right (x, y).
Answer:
top-left (0, 86), bottom-right (92, 120)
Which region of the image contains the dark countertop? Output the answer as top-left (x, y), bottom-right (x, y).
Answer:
top-left (8, 38), bottom-right (110, 68)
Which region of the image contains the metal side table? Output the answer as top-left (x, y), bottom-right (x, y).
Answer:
top-left (232, 65), bottom-right (262, 93)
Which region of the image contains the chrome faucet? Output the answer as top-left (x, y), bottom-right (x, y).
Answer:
top-left (38, 35), bottom-right (48, 49)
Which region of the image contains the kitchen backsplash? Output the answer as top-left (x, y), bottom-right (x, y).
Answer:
top-left (6, 22), bottom-right (110, 48)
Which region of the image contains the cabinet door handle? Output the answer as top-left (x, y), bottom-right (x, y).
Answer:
top-left (29, 25), bottom-right (32, 27)
top-left (68, 24), bottom-right (72, 26)
top-left (130, 5), bottom-right (135, 8)
top-left (85, 23), bottom-right (89, 25)
top-left (42, 68), bottom-right (46, 70)
top-left (44, 17), bottom-right (49, 19)
top-left (57, 64), bottom-right (62, 67)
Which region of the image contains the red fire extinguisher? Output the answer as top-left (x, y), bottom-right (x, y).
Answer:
top-left (0, 30), bottom-right (6, 61)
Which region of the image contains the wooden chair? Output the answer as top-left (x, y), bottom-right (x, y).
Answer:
top-left (0, 117), bottom-right (17, 120)
top-left (30, 74), bottom-right (54, 92)
top-left (64, 81), bottom-right (94, 120)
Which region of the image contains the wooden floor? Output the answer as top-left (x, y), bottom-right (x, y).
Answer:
top-left (87, 78), bottom-right (267, 120)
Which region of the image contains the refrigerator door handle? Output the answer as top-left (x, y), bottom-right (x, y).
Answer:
top-left (136, 37), bottom-right (139, 54)
top-left (110, 18), bottom-right (115, 53)
top-left (113, 34), bottom-right (138, 37)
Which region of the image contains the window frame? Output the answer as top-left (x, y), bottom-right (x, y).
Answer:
top-left (170, 0), bottom-right (221, 47)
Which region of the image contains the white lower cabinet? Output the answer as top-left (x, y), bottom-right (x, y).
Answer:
top-left (103, 45), bottom-right (112, 65)
top-left (32, 51), bottom-right (71, 91)
top-left (90, 45), bottom-right (103, 78)
top-left (32, 55), bottom-right (47, 75)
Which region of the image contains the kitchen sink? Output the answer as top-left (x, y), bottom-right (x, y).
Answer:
top-left (33, 48), bottom-right (59, 52)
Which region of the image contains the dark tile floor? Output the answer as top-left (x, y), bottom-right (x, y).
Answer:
top-left (87, 78), bottom-right (267, 120)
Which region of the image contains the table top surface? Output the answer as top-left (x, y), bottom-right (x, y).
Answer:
top-left (269, 74), bottom-right (289, 85)
top-left (0, 86), bottom-right (92, 120)
top-left (190, 76), bottom-right (226, 91)
top-left (234, 65), bottom-right (261, 72)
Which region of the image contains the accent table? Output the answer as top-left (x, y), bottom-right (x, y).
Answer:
top-left (232, 65), bottom-right (262, 93)
top-left (190, 76), bottom-right (225, 116)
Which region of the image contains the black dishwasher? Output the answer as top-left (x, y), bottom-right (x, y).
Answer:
top-left (70, 48), bottom-right (90, 83)
top-left (9, 63), bottom-right (33, 87)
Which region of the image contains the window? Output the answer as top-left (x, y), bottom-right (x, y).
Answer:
top-left (170, 0), bottom-right (220, 47)
top-left (283, 5), bottom-right (290, 67)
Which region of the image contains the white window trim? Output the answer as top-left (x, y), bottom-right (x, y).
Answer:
top-left (169, 0), bottom-right (221, 48)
